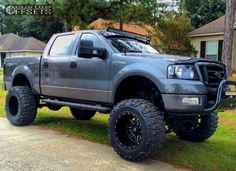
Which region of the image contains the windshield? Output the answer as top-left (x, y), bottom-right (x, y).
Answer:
top-left (106, 37), bottom-right (159, 54)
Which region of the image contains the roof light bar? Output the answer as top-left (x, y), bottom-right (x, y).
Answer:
top-left (107, 27), bottom-right (151, 44)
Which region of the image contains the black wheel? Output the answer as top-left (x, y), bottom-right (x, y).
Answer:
top-left (6, 86), bottom-right (37, 126)
top-left (109, 99), bottom-right (166, 161)
top-left (70, 108), bottom-right (96, 120)
top-left (174, 114), bottom-right (218, 142)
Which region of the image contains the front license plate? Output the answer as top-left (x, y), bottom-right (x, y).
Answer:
top-left (182, 97), bottom-right (199, 105)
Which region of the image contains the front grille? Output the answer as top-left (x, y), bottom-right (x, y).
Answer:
top-left (198, 64), bottom-right (226, 87)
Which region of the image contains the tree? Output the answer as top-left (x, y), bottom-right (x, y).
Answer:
top-left (222, 0), bottom-right (236, 76)
top-left (106, 0), bottom-right (168, 29)
top-left (154, 12), bottom-right (197, 56)
top-left (0, 0), bottom-right (110, 39)
top-left (0, 0), bottom-right (64, 42)
top-left (52, 0), bottom-right (110, 31)
top-left (106, 0), bottom-right (132, 30)
top-left (181, 0), bottom-right (226, 28)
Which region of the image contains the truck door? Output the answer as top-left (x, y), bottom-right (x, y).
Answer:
top-left (41, 34), bottom-right (76, 98)
top-left (67, 33), bottom-right (110, 103)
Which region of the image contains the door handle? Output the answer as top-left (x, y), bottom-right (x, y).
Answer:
top-left (42, 62), bottom-right (49, 68)
top-left (70, 61), bottom-right (77, 69)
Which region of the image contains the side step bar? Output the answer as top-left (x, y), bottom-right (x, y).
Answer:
top-left (42, 99), bottom-right (111, 113)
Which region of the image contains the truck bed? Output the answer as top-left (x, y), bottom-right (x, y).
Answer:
top-left (4, 56), bottom-right (41, 94)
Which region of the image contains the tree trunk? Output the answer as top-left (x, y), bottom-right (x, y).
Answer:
top-left (119, 17), bottom-right (124, 30)
top-left (223, 0), bottom-right (236, 76)
top-left (119, 0), bottom-right (124, 30)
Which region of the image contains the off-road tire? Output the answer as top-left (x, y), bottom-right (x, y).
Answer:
top-left (108, 99), bottom-right (166, 161)
top-left (175, 113), bottom-right (218, 142)
top-left (70, 108), bottom-right (96, 120)
top-left (6, 86), bottom-right (37, 126)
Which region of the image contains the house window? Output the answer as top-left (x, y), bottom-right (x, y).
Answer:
top-left (206, 41), bottom-right (218, 61)
top-left (0, 53), bottom-right (6, 67)
top-left (200, 40), bottom-right (223, 61)
top-left (11, 53), bottom-right (24, 57)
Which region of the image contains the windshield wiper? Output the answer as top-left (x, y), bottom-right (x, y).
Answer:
top-left (125, 50), bottom-right (143, 53)
top-left (124, 50), bottom-right (143, 55)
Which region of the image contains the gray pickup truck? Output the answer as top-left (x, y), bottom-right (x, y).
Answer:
top-left (3, 28), bottom-right (236, 161)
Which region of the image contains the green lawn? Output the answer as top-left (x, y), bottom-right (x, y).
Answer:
top-left (0, 81), bottom-right (236, 171)
top-left (0, 68), bottom-right (3, 77)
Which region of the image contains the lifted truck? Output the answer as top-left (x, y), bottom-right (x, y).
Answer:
top-left (3, 28), bottom-right (236, 161)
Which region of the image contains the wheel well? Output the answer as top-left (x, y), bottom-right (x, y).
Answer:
top-left (12, 74), bottom-right (31, 87)
top-left (114, 76), bottom-right (163, 108)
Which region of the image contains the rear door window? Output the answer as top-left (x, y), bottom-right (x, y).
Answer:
top-left (49, 34), bottom-right (75, 56)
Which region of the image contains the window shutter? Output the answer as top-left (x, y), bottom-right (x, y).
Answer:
top-left (200, 41), bottom-right (206, 58)
top-left (218, 40), bottom-right (223, 61)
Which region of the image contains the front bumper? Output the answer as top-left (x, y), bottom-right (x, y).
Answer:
top-left (162, 80), bottom-right (236, 115)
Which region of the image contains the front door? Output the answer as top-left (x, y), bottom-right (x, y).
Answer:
top-left (41, 34), bottom-right (76, 98)
top-left (67, 33), bottom-right (110, 103)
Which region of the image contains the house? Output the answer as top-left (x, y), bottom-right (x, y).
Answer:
top-left (0, 33), bottom-right (46, 67)
top-left (188, 15), bottom-right (236, 70)
top-left (87, 18), bottom-right (154, 36)
top-left (74, 18), bottom-right (161, 51)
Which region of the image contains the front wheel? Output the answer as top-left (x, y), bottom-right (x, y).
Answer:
top-left (109, 99), bottom-right (166, 161)
top-left (6, 86), bottom-right (37, 126)
top-left (174, 113), bottom-right (218, 142)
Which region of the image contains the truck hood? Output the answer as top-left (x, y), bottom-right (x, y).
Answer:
top-left (121, 53), bottom-right (225, 65)
top-left (121, 53), bottom-right (192, 61)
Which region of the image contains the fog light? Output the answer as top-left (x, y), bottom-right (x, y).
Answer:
top-left (182, 97), bottom-right (199, 105)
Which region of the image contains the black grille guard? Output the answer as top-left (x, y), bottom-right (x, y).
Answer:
top-left (204, 80), bottom-right (236, 113)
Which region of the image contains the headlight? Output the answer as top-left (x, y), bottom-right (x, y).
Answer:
top-left (167, 65), bottom-right (198, 79)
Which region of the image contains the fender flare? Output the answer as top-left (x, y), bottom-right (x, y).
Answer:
top-left (12, 65), bottom-right (37, 94)
top-left (111, 71), bottom-right (164, 104)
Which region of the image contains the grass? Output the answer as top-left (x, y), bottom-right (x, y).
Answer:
top-left (0, 80), bottom-right (236, 171)
top-left (0, 68), bottom-right (3, 77)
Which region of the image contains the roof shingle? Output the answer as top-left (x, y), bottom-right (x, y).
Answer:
top-left (188, 16), bottom-right (225, 37)
top-left (0, 33), bottom-right (21, 51)
top-left (9, 37), bottom-right (46, 51)
top-left (88, 18), bottom-right (153, 36)
top-left (0, 33), bottom-right (46, 52)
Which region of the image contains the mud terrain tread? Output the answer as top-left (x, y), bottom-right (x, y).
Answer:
top-left (109, 99), bottom-right (166, 161)
top-left (175, 113), bottom-right (218, 142)
top-left (6, 86), bottom-right (37, 126)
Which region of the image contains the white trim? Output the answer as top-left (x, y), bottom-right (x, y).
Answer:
top-left (187, 32), bottom-right (224, 37)
top-left (0, 50), bottom-right (44, 53)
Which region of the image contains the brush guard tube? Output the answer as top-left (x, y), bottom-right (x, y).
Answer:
top-left (204, 80), bottom-right (236, 113)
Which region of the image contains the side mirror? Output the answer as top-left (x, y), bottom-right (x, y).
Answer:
top-left (78, 40), bottom-right (107, 59)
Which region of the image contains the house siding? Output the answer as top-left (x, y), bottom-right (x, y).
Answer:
top-left (6, 52), bottom-right (42, 57)
top-left (190, 35), bottom-right (224, 58)
top-left (190, 32), bottom-right (236, 70)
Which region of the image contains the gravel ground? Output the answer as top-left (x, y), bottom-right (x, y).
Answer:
top-left (0, 118), bottom-right (189, 171)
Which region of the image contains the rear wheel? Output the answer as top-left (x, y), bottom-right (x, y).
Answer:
top-left (70, 108), bottom-right (96, 120)
top-left (6, 86), bottom-right (37, 126)
top-left (109, 99), bottom-right (166, 161)
top-left (174, 113), bottom-right (218, 142)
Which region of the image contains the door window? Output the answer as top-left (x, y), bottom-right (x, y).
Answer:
top-left (49, 34), bottom-right (75, 56)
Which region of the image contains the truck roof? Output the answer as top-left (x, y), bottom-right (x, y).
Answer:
top-left (54, 28), bottom-right (151, 44)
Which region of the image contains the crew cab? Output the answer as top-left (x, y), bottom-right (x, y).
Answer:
top-left (3, 28), bottom-right (236, 161)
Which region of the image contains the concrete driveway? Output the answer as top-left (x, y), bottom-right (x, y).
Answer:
top-left (0, 118), bottom-right (188, 171)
